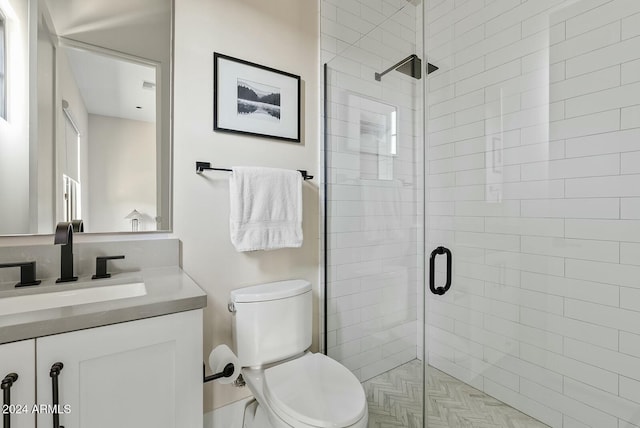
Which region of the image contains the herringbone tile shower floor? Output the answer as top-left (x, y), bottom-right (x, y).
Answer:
top-left (362, 360), bottom-right (549, 428)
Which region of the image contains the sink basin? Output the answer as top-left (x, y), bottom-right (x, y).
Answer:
top-left (0, 282), bottom-right (146, 316)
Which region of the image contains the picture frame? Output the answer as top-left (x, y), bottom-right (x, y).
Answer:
top-left (214, 52), bottom-right (301, 142)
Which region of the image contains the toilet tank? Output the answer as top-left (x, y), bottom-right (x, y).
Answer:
top-left (230, 280), bottom-right (312, 368)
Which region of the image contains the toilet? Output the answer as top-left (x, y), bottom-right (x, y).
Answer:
top-left (229, 280), bottom-right (368, 428)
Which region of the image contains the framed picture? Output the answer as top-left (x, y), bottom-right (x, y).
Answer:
top-left (214, 52), bottom-right (301, 142)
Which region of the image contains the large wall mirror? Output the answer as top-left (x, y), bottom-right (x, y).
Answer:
top-left (0, 0), bottom-right (172, 235)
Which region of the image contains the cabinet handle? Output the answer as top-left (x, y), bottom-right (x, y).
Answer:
top-left (49, 363), bottom-right (64, 428)
top-left (1, 373), bottom-right (19, 428)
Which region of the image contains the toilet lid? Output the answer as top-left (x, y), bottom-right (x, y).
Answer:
top-left (263, 353), bottom-right (366, 428)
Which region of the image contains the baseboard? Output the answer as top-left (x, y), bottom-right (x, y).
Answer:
top-left (203, 397), bottom-right (254, 428)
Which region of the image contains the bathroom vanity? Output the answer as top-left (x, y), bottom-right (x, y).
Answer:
top-left (0, 0), bottom-right (205, 423)
top-left (0, 266), bottom-right (206, 428)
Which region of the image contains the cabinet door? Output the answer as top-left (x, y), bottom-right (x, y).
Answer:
top-left (36, 310), bottom-right (203, 428)
top-left (0, 340), bottom-right (36, 428)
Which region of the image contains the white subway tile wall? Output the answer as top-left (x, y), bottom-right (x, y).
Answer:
top-left (322, 0), bottom-right (424, 382)
top-left (426, 0), bottom-right (640, 427)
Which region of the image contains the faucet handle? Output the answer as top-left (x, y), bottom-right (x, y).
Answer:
top-left (0, 261), bottom-right (42, 288)
top-left (92, 256), bottom-right (125, 280)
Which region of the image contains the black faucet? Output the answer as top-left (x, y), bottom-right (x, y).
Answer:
top-left (54, 221), bottom-right (83, 283)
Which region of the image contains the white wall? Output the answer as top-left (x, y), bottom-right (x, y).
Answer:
top-left (55, 46), bottom-right (89, 227)
top-left (426, 1), bottom-right (640, 427)
top-left (34, 13), bottom-right (55, 233)
top-left (322, 0), bottom-right (424, 382)
top-left (173, 0), bottom-right (320, 412)
top-left (0, 0), bottom-right (30, 234)
top-left (87, 114), bottom-right (156, 232)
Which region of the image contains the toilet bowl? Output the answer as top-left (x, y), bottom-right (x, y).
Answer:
top-left (242, 353), bottom-right (367, 428)
top-left (229, 280), bottom-right (368, 428)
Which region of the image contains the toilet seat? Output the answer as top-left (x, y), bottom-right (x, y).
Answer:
top-left (262, 353), bottom-right (367, 428)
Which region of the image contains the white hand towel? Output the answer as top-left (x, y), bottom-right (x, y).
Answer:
top-left (229, 166), bottom-right (303, 252)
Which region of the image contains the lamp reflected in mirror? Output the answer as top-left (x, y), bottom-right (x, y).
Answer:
top-left (125, 209), bottom-right (142, 232)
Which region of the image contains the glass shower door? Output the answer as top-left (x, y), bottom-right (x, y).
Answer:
top-left (424, 1), bottom-right (640, 427)
top-left (322, 2), bottom-right (426, 426)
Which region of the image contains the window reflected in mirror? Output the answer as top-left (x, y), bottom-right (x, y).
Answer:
top-left (63, 174), bottom-right (80, 223)
top-left (0, 10), bottom-right (6, 120)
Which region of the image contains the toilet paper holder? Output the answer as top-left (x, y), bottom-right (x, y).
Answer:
top-left (203, 362), bottom-right (235, 383)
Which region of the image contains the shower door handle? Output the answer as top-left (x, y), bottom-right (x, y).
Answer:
top-left (429, 246), bottom-right (452, 296)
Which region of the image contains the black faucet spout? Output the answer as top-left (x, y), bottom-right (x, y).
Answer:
top-left (55, 221), bottom-right (81, 283)
top-left (54, 222), bottom-right (72, 245)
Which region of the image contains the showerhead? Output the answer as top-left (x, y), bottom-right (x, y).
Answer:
top-left (396, 55), bottom-right (422, 80)
top-left (375, 54), bottom-right (438, 81)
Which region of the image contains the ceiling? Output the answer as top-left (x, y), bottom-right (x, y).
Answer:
top-left (44, 0), bottom-right (170, 62)
top-left (44, 0), bottom-right (169, 122)
top-left (64, 47), bottom-right (156, 123)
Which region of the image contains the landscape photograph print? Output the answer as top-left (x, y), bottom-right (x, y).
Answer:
top-left (214, 52), bottom-right (301, 142)
top-left (237, 79), bottom-right (281, 121)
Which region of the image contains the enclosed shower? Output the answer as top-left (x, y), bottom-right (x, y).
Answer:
top-left (323, 0), bottom-right (640, 427)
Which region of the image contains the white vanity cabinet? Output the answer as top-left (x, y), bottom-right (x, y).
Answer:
top-left (0, 340), bottom-right (36, 428)
top-left (35, 309), bottom-right (203, 428)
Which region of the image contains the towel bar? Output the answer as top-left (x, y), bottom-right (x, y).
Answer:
top-left (196, 161), bottom-right (313, 180)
